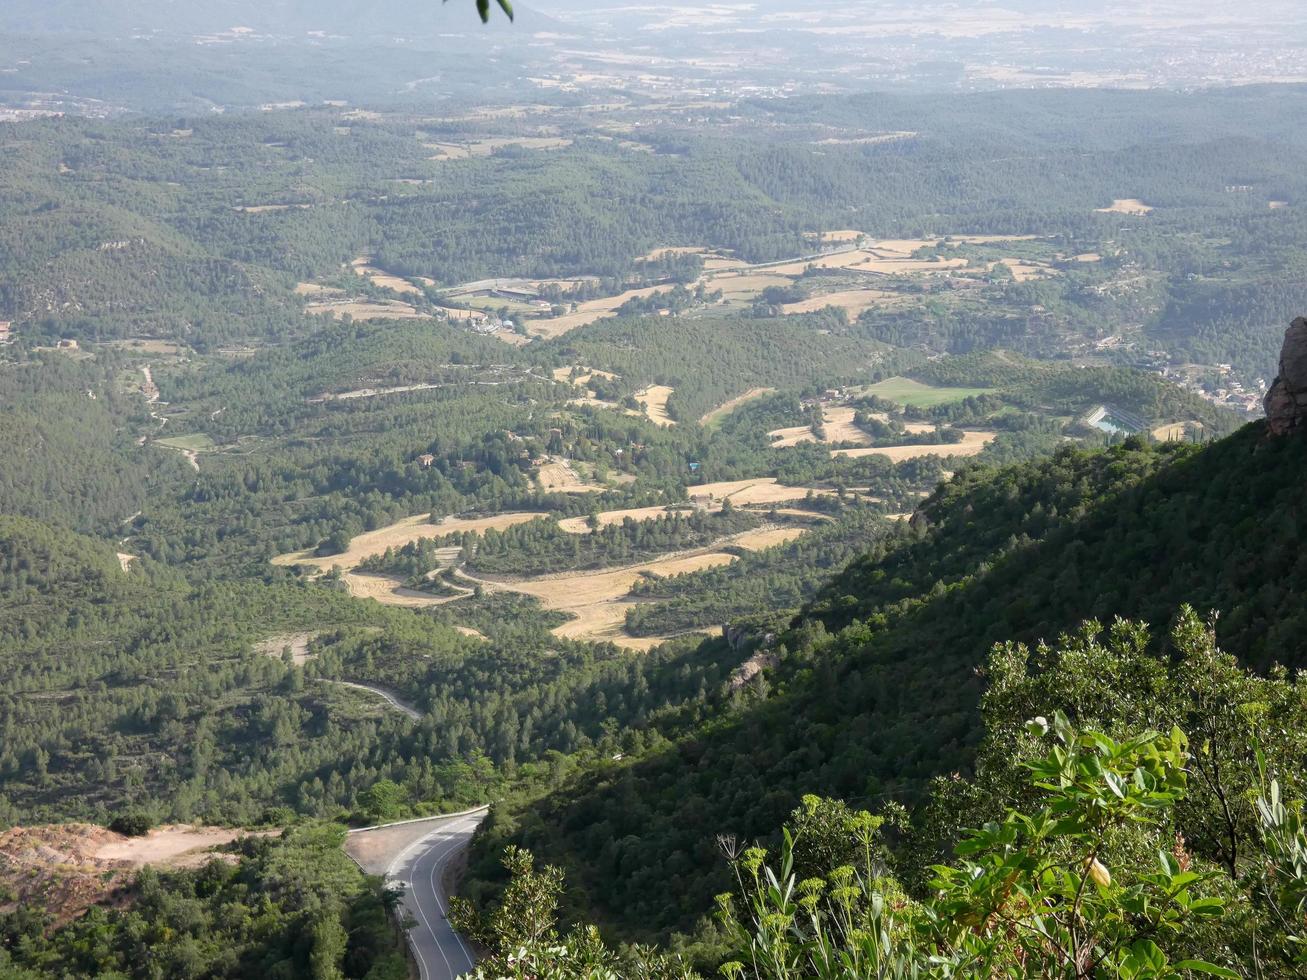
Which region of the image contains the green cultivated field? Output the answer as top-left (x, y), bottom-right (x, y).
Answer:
top-left (860, 376), bottom-right (993, 407)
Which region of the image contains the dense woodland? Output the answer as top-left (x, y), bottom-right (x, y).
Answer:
top-left (2, 83), bottom-right (1306, 979)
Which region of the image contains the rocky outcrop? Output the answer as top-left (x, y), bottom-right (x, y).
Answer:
top-left (1264, 317), bottom-right (1307, 435)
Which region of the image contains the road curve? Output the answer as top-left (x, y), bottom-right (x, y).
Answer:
top-left (387, 809), bottom-right (488, 980)
top-left (320, 679), bottom-right (422, 720)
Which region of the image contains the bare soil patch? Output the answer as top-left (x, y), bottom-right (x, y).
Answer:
top-left (1095, 198), bottom-right (1153, 215)
top-left (536, 457), bottom-right (605, 493)
top-left (255, 630), bottom-right (323, 665)
top-left (0, 824), bottom-right (272, 926)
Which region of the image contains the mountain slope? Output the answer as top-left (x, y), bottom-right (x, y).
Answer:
top-left (464, 420), bottom-right (1307, 941)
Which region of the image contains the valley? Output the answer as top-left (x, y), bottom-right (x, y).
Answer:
top-left (1, 36), bottom-right (1306, 980)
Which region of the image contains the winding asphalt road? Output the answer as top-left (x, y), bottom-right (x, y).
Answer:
top-left (387, 809), bottom-right (489, 980)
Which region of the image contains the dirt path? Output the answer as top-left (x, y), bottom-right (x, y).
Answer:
top-left (320, 679), bottom-right (421, 720)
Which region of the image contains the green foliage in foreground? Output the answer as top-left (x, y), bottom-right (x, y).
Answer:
top-left (0, 825), bottom-right (407, 980)
top-left (457, 713), bottom-right (1307, 978)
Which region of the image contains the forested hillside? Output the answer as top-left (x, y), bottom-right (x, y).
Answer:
top-left (464, 421), bottom-right (1307, 945)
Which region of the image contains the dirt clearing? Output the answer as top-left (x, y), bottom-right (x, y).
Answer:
top-left (256, 631), bottom-right (323, 665)
top-left (1095, 199), bottom-right (1153, 215)
top-left (536, 458), bottom-right (605, 492)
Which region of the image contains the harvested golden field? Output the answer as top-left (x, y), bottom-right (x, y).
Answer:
top-left (996, 259), bottom-right (1054, 282)
top-left (272, 511), bottom-right (546, 572)
top-left (692, 477), bottom-right (837, 506)
top-left (635, 384), bottom-right (676, 426)
top-left (553, 365), bottom-right (620, 385)
top-left (700, 387), bottom-right (775, 425)
top-left (558, 505), bottom-right (684, 533)
top-left (831, 429), bottom-right (996, 461)
top-left (524, 284), bottom-right (677, 338)
top-left (733, 526), bottom-right (809, 550)
top-left (527, 310), bottom-right (615, 337)
top-left (455, 625), bottom-right (487, 640)
top-left (295, 282), bottom-right (345, 297)
top-left (1151, 421), bottom-right (1203, 442)
top-left (711, 272), bottom-right (796, 299)
top-left (116, 552), bottom-right (136, 573)
top-left (1095, 198), bottom-right (1153, 215)
top-left (536, 458), bottom-right (605, 493)
top-left (769, 406), bottom-right (870, 447)
top-left (305, 298), bottom-right (431, 321)
top-left (470, 551), bottom-right (737, 649)
top-left (341, 572), bottom-right (449, 608)
top-left (782, 288), bottom-right (898, 317)
top-left (351, 257), bottom-right (423, 295)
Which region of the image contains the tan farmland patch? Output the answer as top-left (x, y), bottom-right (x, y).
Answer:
top-left (781, 288), bottom-right (898, 317)
top-left (635, 384), bottom-right (675, 426)
top-left (733, 526), bottom-right (809, 550)
top-left (116, 552), bottom-right (136, 573)
top-left (470, 552), bottom-right (737, 649)
top-left (455, 625), bottom-right (487, 640)
top-left (536, 458), bottom-right (605, 493)
top-left (272, 511), bottom-right (546, 572)
top-left (1151, 421), bottom-right (1203, 442)
top-left (553, 365), bottom-right (620, 385)
top-left (769, 406), bottom-right (870, 447)
top-left (351, 257), bottom-right (423, 295)
top-left (996, 259), bottom-right (1054, 282)
top-left (341, 572), bottom-right (450, 608)
top-left (558, 505), bottom-right (685, 533)
top-left (523, 284), bottom-right (679, 338)
top-left (831, 429), bottom-right (996, 461)
top-left (712, 272), bottom-right (796, 300)
top-left (700, 387), bottom-right (775, 425)
top-left (305, 298), bottom-right (431, 321)
top-left (1095, 198), bottom-right (1153, 215)
top-left (693, 478), bottom-right (837, 506)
